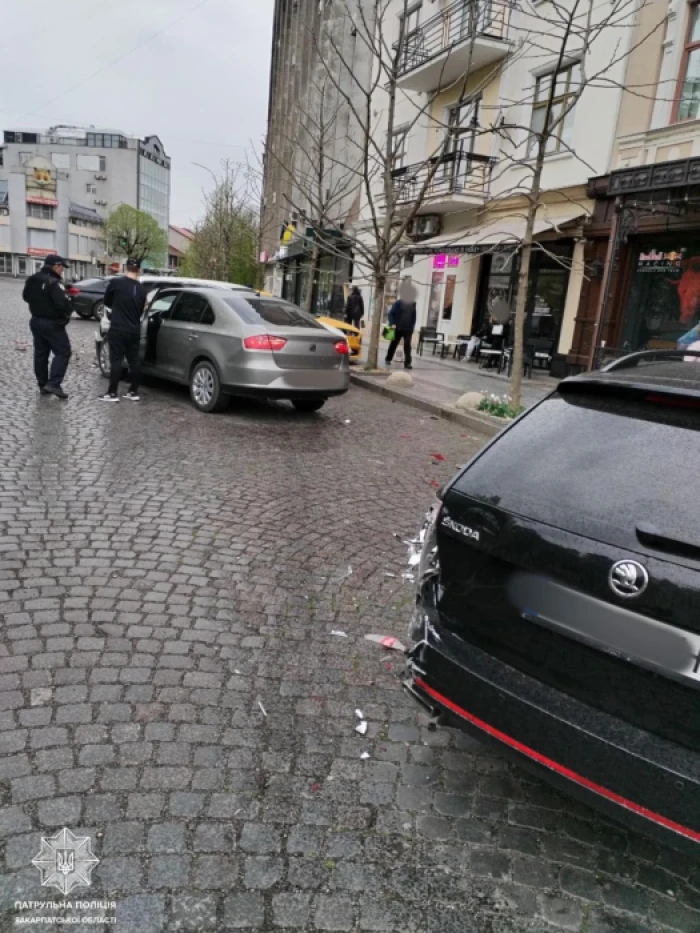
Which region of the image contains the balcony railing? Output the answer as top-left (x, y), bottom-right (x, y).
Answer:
top-left (391, 151), bottom-right (494, 207)
top-left (397, 0), bottom-right (511, 79)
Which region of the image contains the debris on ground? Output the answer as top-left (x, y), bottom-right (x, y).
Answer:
top-left (258, 701), bottom-right (268, 718)
top-left (384, 572), bottom-right (397, 578)
top-left (356, 720), bottom-right (368, 735)
top-left (330, 630), bottom-right (348, 638)
top-left (360, 752), bottom-right (371, 760)
top-left (430, 452), bottom-right (446, 461)
top-left (401, 571), bottom-right (415, 583)
top-left (344, 419), bottom-right (352, 424)
top-left (365, 634), bottom-right (407, 652)
top-left (355, 709), bottom-right (364, 720)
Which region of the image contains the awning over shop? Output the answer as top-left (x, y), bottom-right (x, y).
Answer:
top-left (410, 212), bottom-right (586, 255)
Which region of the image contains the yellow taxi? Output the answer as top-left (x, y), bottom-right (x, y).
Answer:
top-left (257, 291), bottom-right (362, 358)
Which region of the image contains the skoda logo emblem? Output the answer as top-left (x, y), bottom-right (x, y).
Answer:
top-left (609, 560), bottom-right (649, 598)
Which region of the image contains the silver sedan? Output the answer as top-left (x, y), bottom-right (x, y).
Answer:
top-left (96, 287), bottom-right (351, 413)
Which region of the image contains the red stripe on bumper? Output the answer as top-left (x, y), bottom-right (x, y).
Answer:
top-left (414, 677), bottom-right (700, 844)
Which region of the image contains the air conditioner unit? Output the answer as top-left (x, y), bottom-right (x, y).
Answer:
top-left (94, 199), bottom-right (107, 206)
top-left (94, 174), bottom-right (107, 180)
top-left (407, 214), bottom-right (441, 239)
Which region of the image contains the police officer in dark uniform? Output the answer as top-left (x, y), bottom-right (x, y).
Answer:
top-left (22, 254), bottom-right (73, 399)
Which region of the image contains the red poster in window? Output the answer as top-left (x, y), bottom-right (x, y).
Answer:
top-left (433, 254), bottom-right (446, 269)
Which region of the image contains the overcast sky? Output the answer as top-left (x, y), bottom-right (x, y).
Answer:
top-left (0, 0), bottom-right (273, 226)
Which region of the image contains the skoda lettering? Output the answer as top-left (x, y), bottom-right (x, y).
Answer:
top-left (441, 515), bottom-right (480, 543)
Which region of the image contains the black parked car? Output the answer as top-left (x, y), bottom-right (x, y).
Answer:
top-left (67, 276), bottom-right (112, 320)
top-left (407, 351), bottom-right (700, 852)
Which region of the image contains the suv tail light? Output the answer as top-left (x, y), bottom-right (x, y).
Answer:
top-left (334, 340), bottom-right (350, 355)
top-left (243, 334), bottom-right (288, 351)
top-left (66, 287), bottom-right (80, 296)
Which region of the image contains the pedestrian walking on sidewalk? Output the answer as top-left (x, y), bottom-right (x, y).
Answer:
top-left (385, 279), bottom-right (417, 370)
top-left (22, 254), bottom-right (73, 399)
top-left (344, 286), bottom-right (364, 327)
top-left (99, 258), bottom-right (147, 403)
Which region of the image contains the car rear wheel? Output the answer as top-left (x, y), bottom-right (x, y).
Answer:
top-left (292, 399), bottom-right (326, 413)
top-left (190, 360), bottom-right (227, 413)
top-left (74, 303), bottom-right (95, 320)
top-left (93, 301), bottom-right (106, 321)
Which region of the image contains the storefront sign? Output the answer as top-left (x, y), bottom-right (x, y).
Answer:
top-left (27, 248), bottom-right (55, 257)
top-left (637, 249), bottom-right (684, 271)
top-left (433, 254), bottom-right (461, 268)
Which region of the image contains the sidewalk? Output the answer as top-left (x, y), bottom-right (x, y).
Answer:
top-left (350, 339), bottom-right (557, 434)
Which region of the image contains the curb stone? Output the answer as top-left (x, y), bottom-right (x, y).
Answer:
top-left (349, 373), bottom-right (504, 438)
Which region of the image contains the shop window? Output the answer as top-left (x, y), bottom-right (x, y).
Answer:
top-left (676, 4), bottom-right (700, 120)
top-left (529, 62), bottom-right (581, 156)
top-left (51, 152), bottom-right (70, 169)
top-left (620, 241), bottom-right (700, 351)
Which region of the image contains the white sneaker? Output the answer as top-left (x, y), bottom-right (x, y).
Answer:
top-left (99, 393), bottom-right (119, 402)
top-left (123, 391), bottom-right (140, 402)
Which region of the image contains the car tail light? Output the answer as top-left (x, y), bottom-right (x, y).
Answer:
top-left (334, 340), bottom-right (350, 355)
top-left (66, 287), bottom-right (80, 296)
top-left (243, 334), bottom-right (288, 351)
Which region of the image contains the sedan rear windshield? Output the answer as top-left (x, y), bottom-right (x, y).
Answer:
top-left (77, 278), bottom-right (105, 288)
top-left (224, 297), bottom-right (324, 329)
top-left (452, 392), bottom-right (700, 553)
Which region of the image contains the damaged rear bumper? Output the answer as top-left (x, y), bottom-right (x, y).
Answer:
top-left (406, 625), bottom-right (700, 852)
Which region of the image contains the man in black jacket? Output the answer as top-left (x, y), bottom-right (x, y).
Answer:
top-left (385, 280), bottom-right (417, 370)
top-left (99, 258), bottom-right (147, 402)
top-left (22, 254), bottom-right (73, 399)
top-left (344, 286), bottom-right (364, 327)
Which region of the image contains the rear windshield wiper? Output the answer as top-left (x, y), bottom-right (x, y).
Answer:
top-left (635, 522), bottom-right (700, 561)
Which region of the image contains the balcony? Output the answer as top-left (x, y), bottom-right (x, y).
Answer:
top-left (391, 151), bottom-right (494, 214)
top-left (396, 0), bottom-right (512, 93)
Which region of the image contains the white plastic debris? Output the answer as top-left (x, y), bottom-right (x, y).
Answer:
top-left (330, 630), bottom-right (348, 638)
top-left (344, 419), bottom-right (352, 424)
top-left (234, 669), bottom-right (242, 675)
top-left (355, 709), bottom-right (364, 720)
top-left (360, 752), bottom-right (371, 760)
top-left (384, 572), bottom-right (397, 578)
top-left (258, 701), bottom-right (268, 718)
top-left (365, 634), bottom-right (407, 652)
top-left (356, 721), bottom-right (368, 735)
top-left (401, 572), bottom-right (415, 583)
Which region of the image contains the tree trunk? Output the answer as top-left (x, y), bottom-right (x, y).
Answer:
top-left (305, 243), bottom-right (320, 314)
top-left (367, 269), bottom-right (386, 370)
top-left (510, 234), bottom-right (534, 412)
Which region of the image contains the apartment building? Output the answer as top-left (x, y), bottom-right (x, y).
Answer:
top-left (354, 0), bottom-right (642, 374)
top-left (0, 126), bottom-right (170, 277)
top-left (261, 0), bottom-right (375, 315)
top-left (570, 0), bottom-right (700, 369)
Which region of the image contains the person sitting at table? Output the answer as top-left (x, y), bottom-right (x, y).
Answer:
top-left (466, 319), bottom-right (491, 360)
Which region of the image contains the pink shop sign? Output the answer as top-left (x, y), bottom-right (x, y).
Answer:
top-left (433, 254), bottom-right (460, 269)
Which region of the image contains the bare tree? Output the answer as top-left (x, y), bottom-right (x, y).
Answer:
top-left (184, 160), bottom-right (260, 288)
top-left (265, 0), bottom-right (665, 393)
top-left (265, 0), bottom-right (499, 366)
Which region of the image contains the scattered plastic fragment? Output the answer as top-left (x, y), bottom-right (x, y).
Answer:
top-left (234, 809), bottom-right (242, 816)
top-left (384, 572), bottom-right (397, 578)
top-left (399, 434), bottom-right (411, 439)
top-left (401, 571), bottom-right (415, 583)
top-left (311, 783), bottom-right (322, 793)
top-left (430, 453), bottom-right (446, 461)
top-left (355, 709), bottom-right (364, 720)
top-left (258, 701), bottom-right (268, 718)
top-left (233, 670), bottom-right (242, 675)
top-left (360, 752), bottom-right (371, 760)
top-left (356, 720), bottom-right (368, 735)
top-left (365, 634), bottom-right (407, 652)
top-left (344, 419), bottom-right (352, 424)
top-left (429, 480), bottom-right (441, 489)
top-left (331, 630), bottom-right (348, 638)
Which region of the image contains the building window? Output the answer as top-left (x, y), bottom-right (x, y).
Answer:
top-left (676, 4), bottom-right (700, 120)
top-left (86, 183), bottom-right (97, 194)
top-left (399, 4), bottom-right (422, 69)
top-left (28, 228), bottom-right (56, 250)
top-left (19, 151), bottom-right (32, 165)
top-left (529, 62), bottom-right (580, 156)
top-left (27, 203), bottom-right (55, 220)
top-left (99, 156), bottom-right (106, 171)
top-left (391, 128), bottom-right (408, 171)
top-left (51, 152), bottom-right (70, 169)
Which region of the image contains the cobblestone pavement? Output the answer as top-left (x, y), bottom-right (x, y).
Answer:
top-left (0, 278), bottom-right (698, 932)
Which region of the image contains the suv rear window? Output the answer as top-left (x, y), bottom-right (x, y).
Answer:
top-left (225, 297), bottom-right (324, 329)
top-left (452, 392), bottom-right (700, 553)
